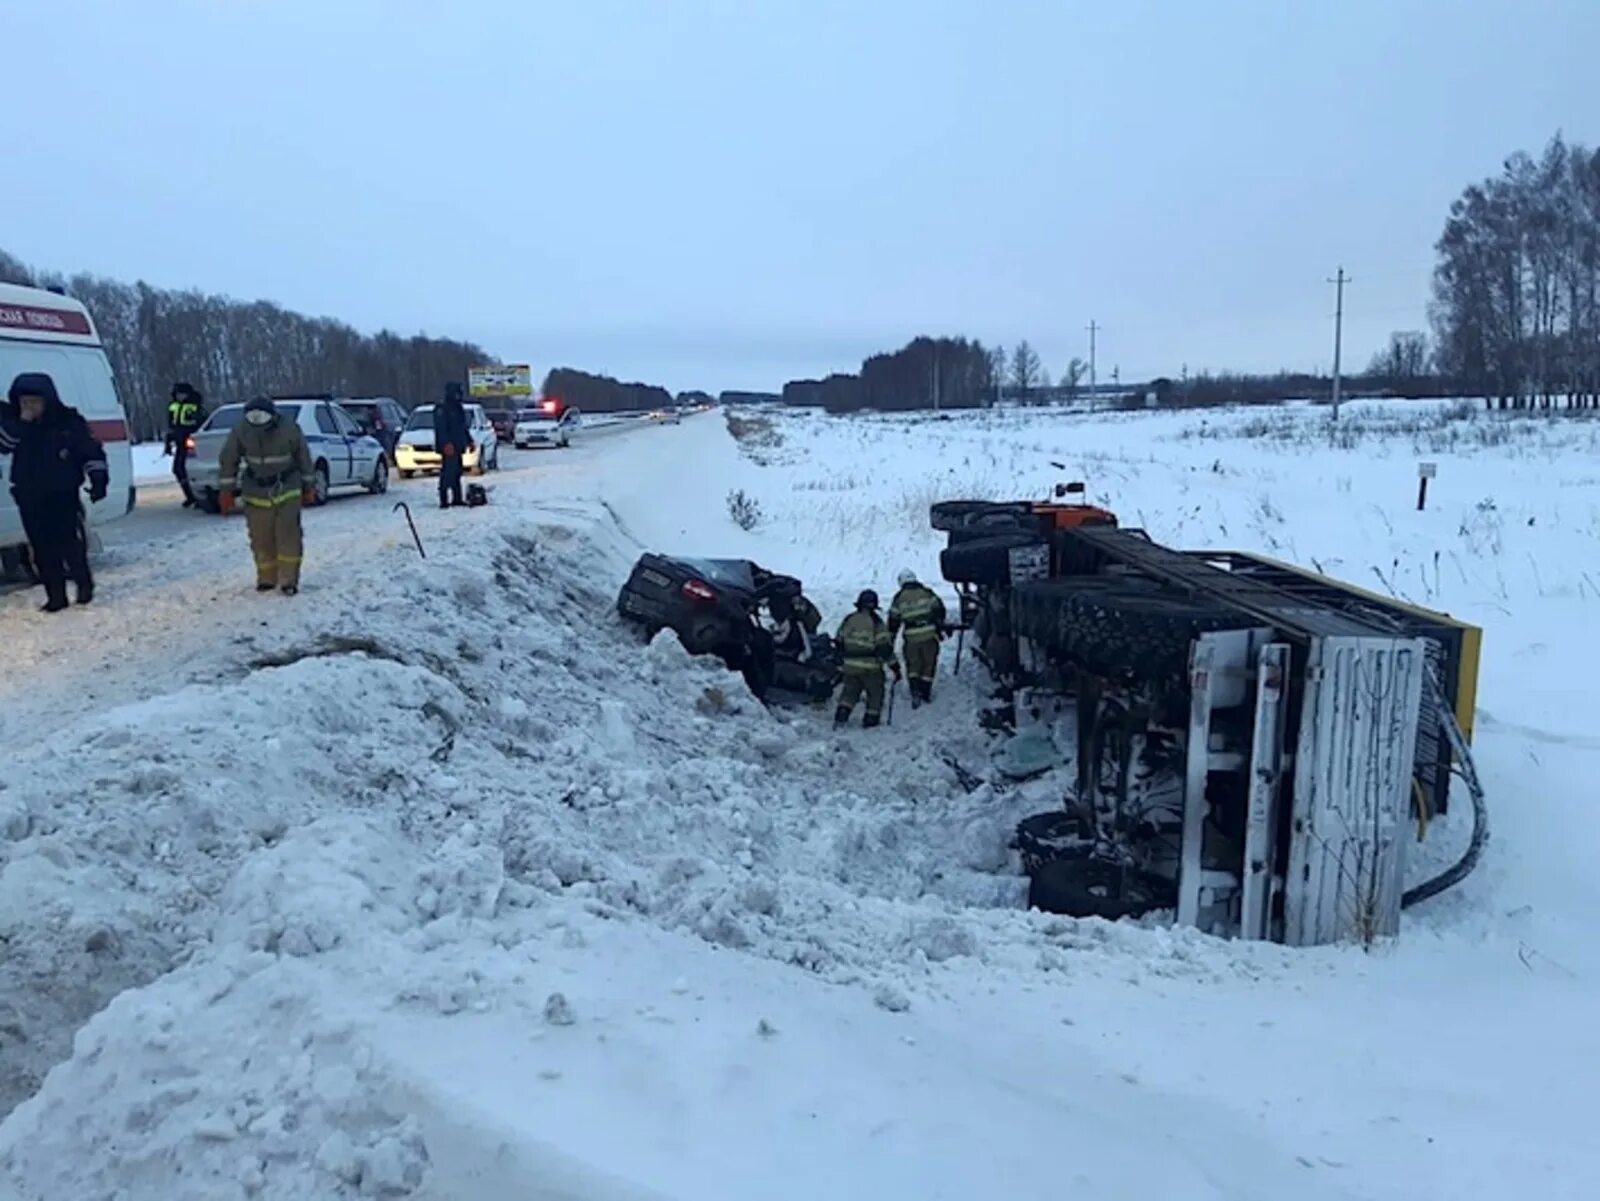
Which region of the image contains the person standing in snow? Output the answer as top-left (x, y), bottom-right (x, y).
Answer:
top-left (164, 381), bottom-right (207, 508)
top-left (0, 372), bottom-right (110, 612)
top-left (216, 396), bottom-right (315, 595)
top-left (888, 569), bottom-right (947, 708)
top-left (834, 589), bottom-right (900, 729)
top-left (433, 381), bottom-right (471, 509)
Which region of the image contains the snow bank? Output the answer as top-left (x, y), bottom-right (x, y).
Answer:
top-left (132, 441), bottom-right (171, 485)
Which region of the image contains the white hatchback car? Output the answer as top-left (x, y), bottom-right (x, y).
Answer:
top-left (395, 403), bottom-right (501, 477)
top-left (514, 403), bottom-right (582, 448)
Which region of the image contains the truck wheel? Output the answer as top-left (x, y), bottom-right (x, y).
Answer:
top-left (1010, 576), bottom-right (1249, 684)
top-left (1027, 856), bottom-right (1176, 921)
top-left (1014, 810), bottom-right (1094, 875)
top-left (930, 500), bottom-right (1032, 533)
top-left (938, 532), bottom-right (1046, 586)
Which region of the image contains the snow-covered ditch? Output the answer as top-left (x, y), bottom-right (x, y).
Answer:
top-left (0, 484), bottom-right (1246, 1198)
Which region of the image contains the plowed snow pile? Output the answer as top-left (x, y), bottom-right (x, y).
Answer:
top-left (2, 405), bottom-right (1597, 1200)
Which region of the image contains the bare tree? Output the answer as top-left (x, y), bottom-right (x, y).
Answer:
top-left (1432, 134), bottom-right (1600, 409)
top-left (1, 246), bottom-right (500, 440)
top-left (1061, 356), bottom-right (1088, 395)
top-left (1009, 341), bottom-right (1043, 398)
top-left (988, 345), bottom-right (1008, 405)
top-left (1367, 331), bottom-right (1431, 383)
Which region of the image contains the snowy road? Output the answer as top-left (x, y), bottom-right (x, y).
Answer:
top-left (0, 419), bottom-right (652, 748)
top-left (3, 402), bottom-right (1598, 1201)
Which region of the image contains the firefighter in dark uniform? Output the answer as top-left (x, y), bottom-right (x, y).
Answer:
top-left (433, 381), bottom-right (471, 509)
top-left (834, 589), bottom-right (900, 728)
top-left (165, 382), bottom-right (206, 508)
top-left (0, 372), bottom-right (110, 612)
top-left (888, 568), bottom-right (947, 707)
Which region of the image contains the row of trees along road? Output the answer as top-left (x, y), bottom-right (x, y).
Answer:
top-left (541, 367), bottom-right (673, 414)
top-left (1, 248), bottom-right (494, 441)
top-left (1432, 134), bottom-right (1600, 409)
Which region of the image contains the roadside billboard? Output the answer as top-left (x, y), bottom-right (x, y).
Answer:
top-left (468, 364), bottom-right (534, 397)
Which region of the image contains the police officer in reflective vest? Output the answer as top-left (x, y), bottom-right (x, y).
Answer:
top-left (834, 589), bottom-right (900, 728)
top-left (165, 382), bottom-right (206, 508)
top-left (888, 568), bottom-right (947, 707)
top-left (216, 396), bottom-right (315, 595)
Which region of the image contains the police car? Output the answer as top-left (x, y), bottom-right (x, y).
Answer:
top-left (184, 397), bottom-right (390, 512)
top-left (513, 399), bottom-right (582, 448)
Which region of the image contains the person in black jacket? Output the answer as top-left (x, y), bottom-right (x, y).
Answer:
top-left (0, 372), bottom-right (110, 612)
top-left (432, 381), bottom-right (471, 509)
top-left (164, 381), bottom-right (206, 508)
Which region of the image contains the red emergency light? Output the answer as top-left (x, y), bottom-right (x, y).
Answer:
top-left (541, 398), bottom-right (561, 414)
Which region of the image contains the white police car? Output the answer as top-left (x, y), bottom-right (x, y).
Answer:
top-left (185, 397), bottom-right (390, 512)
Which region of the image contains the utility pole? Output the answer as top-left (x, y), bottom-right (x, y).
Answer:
top-left (1328, 268), bottom-right (1348, 420)
top-left (1086, 320), bottom-right (1099, 396)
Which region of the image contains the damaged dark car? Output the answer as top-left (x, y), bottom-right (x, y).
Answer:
top-left (617, 553), bottom-right (840, 703)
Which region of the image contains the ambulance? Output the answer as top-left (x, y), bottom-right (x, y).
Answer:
top-left (0, 283), bottom-right (136, 567)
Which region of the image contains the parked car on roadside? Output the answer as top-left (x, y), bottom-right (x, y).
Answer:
top-left (395, 403), bottom-right (500, 478)
top-left (514, 403), bottom-right (582, 448)
top-left (185, 398), bottom-right (389, 512)
top-left (338, 397), bottom-right (409, 462)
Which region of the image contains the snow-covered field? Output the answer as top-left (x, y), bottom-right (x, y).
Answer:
top-left (2, 401), bottom-right (1597, 1200)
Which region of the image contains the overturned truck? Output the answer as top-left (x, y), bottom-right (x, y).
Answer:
top-left (935, 489), bottom-right (1485, 947)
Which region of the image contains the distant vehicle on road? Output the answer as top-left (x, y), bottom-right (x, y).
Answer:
top-left (648, 407), bottom-right (682, 425)
top-left (396, 403), bottom-right (500, 477)
top-left (514, 401), bottom-right (582, 448)
top-left (338, 397), bottom-right (409, 462)
top-left (1, 282), bottom-right (136, 577)
top-left (186, 399), bottom-right (389, 512)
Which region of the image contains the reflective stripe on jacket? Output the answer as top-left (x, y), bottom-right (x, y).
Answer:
top-left (889, 584), bottom-right (946, 644)
top-left (168, 399), bottom-right (204, 433)
top-left (218, 416), bottom-right (314, 501)
top-left (837, 609), bottom-right (895, 672)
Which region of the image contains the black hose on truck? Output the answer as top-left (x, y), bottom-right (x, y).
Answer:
top-left (1402, 669), bottom-right (1489, 909)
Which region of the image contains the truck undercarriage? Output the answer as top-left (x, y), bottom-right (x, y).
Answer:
top-left (935, 489), bottom-right (1486, 947)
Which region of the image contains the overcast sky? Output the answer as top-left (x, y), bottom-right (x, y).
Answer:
top-left (2, 0), bottom-right (1594, 393)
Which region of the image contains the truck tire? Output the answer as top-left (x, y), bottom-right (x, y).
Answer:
top-left (1013, 810), bottom-right (1094, 875)
top-left (1010, 576), bottom-right (1250, 683)
top-left (945, 512), bottom-right (1043, 544)
top-left (939, 532), bottom-right (1046, 586)
top-left (930, 500), bottom-right (1032, 533)
top-left (1027, 856), bottom-right (1176, 921)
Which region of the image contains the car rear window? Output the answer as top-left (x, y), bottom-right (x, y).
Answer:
top-left (206, 403), bottom-right (300, 431)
